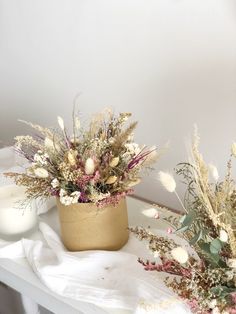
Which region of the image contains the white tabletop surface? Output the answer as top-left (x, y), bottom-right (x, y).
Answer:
top-left (0, 196), bottom-right (174, 314)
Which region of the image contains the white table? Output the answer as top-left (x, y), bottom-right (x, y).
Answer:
top-left (0, 196), bottom-right (173, 314)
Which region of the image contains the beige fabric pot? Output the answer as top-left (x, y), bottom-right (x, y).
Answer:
top-left (56, 197), bottom-right (129, 251)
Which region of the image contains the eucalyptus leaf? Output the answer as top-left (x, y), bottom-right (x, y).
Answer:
top-left (198, 242), bottom-right (221, 266)
top-left (211, 286), bottom-right (236, 298)
top-left (199, 242), bottom-right (211, 254)
top-left (189, 230), bottom-right (202, 245)
top-left (179, 215), bottom-right (186, 224)
top-left (181, 212), bottom-right (194, 227)
top-left (210, 238), bottom-right (223, 255)
top-left (175, 225), bottom-right (189, 233)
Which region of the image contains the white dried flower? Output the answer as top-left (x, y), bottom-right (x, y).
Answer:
top-left (142, 208), bottom-right (159, 218)
top-left (219, 229), bottom-right (228, 242)
top-left (171, 247), bottom-right (189, 264)
top-left (34, 167), bottom-right (49, 178)
top-left (60, 195), bottom-right (72, 206)
top-left (109, 157), bottom-right (120, 168)
top-left (126, 178), bottom-right (141, 187)
top-left (125, 143), bottom-right (141, 155)
top-left (209, 299), bottom-right (217, 309)
top-left (89, 190), bottom-right (111, 203)
top-left (153, 251), bottom-right (160, 259)
top-left (51, 178), bottom-right (59, 188)
top-left (106, 176), bottom-right (117, 184)
top-left (33, 152), bottom-right (49, 165)
top-left (226, 270), bottom-right (234, 280)
top-left (70, 191), bottom-right (81, 203)
top-left (231, 142), bottom-right (236, 157)
top-left (59, 190), bottom-right (80, 206)
top-left (57, 116), bottom-right (65, 130)
top-left (85, 158), bottom-right (95, 175)
top-left (212, 307), bottom-right (220, 314)
top-left (208, 164), bottom-right (219, 181)
top-left (227, 258), bottom-right (236, 268)
top-left (59, 189), bottom-right (66, 197)
top-left (158, 171), bottom-right (176, 193)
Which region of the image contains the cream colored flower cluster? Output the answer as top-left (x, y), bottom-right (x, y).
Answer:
top-left (9, 110), bottom-right (158, 207)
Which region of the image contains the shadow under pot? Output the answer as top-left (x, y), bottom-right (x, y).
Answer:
top-left (56, 197), bottom-right (129, 251)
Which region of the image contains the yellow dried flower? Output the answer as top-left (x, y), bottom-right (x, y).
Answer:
top-left (67, 150), bottom-right (77, 166)
top-left (106, 176), bottom-right (117, 184)
top-left (109, 157), bottom-right (120, 168)
top-left (126, 178), bottom-right (141, 187)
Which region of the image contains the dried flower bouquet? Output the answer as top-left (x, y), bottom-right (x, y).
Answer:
top-left (132, 130), bottom-right (236, 314)
top-left (5, 109), bottom-right (158, 208)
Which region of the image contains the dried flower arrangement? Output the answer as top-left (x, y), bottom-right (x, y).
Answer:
top-left (131, 129), bottom-right (236, 314)
top-left (5, 109), bottom-right (158, 207)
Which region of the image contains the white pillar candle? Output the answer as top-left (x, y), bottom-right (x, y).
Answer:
top-left (0, 185), bottom-right (38, 237)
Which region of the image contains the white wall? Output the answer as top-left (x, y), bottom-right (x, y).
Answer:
top-left (1, 0), bottom-right (236, 210)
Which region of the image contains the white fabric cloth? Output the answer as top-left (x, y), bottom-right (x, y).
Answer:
top-left (0, 147), bottom-right (191, 313)
top-left (0, 222), bottom-right (191, 313)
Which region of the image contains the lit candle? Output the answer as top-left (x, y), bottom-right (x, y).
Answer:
top-left (0, 185), bottom-right (38, 238)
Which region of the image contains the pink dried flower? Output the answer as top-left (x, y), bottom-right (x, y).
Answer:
top-left (92, 170), bottom-right (100, 183)
top-left (76, 175), bottom-right (92, 189)
top-left (128, 147), bottom-right (156, 170)
top-left (231, 293), bottom-right (236, 305)
top-left (138, 257), bottom-right (192, 278)
top-left (97, 190), bottom-right (133, 208)
top-left (167, 227), bottom-right (173, 234)
top-left (187, 299), bottom-right (199, 312)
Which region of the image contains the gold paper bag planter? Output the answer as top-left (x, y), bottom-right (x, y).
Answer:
top-left (57, 197), bottom-right (129, 251)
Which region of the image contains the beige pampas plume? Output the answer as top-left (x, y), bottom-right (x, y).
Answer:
top-left (34, 168), bottom-right (49, 178)
top-left (85, 158), bottom-right (95, 175)
top-left (142, 208), bottom-right (159, 218)
top-left (208, 163), bottom-right (219, 181)
top-left (231, 142), bottom-right (236, 157)
top-left (18, 120), bottom-right (53, 138)
top-left (158, 171), bottom-right (176, 193)
top-left (57, 116), bottom-right (65, 131)
top-left (67, 151), bottom-right (77, 166)
top-left (171, 247), bottom-right (189, 264)
top-left (219, 229), bottom-right (228, 243)
top-left (142, 142), bottom-right (169, 167)
top-left (158, 171), bottom-right (187, 212)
